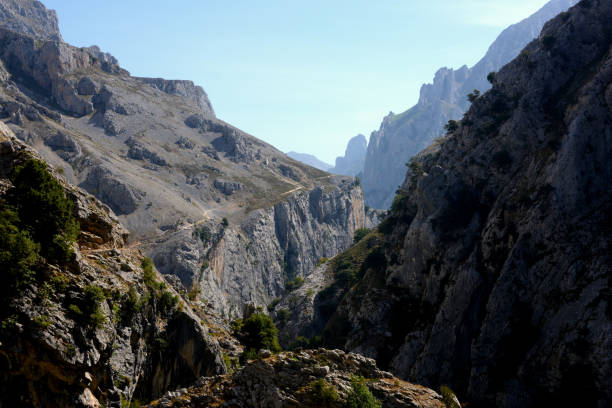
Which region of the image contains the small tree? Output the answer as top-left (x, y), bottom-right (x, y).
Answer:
top-left (0, 207), bottom-right (39, 302)
top-left (346, 376), bottom-right (381, 408)
top-left (444, 120), bottom-right (459, 134)
top-left (9, 159), bottom-right (79, 263)
top-left (353, 228), bottom-right (371, 244)
top-left (487, 71), bottom-right (497, 84)
top-left (233, 312), bottom-right (281, 356)
top-left (467, 89), bottom-right (480, 103)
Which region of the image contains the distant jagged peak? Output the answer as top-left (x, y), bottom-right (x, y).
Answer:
top-left (0, 0), bottom-right (61, 41)
top-left (331, 134), bottom-right (368, 177)
top-left (343, 133), bottom-right (367, 156)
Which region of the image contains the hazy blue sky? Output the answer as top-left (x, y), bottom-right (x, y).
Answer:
top-left (44, 0), bottom-right (548, 164)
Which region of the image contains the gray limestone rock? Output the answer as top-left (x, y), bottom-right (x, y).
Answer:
top-left (81, 166), bottom-right (144, 215)
top-left (361, 0), bottom-right (579, 209)
top-left (324, 2), bottom-right (612, 406)
top-left (137, 77), bottom-right (215, 118)
top-left (148, 349), bottom-right (446, 408)
top-left (0, 0), bottom-right (62, 41)
top-left (44, 130), bottom-right (81, 160)
top-left (213, 178), bottom-right (243, 195)
top-left (77, 77), bottom-right (98, 95)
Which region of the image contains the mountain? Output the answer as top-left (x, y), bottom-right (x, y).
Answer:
top-left (286, 150), bottom-right (332, 171)
top-left (330, 134), bottom-right (367, 177)
top-left (0, 0), bottom-right (368, 318)
top-left (0, 125), bottom-right (229, 406)
top-left (361, 0), bottom-right (580, 209)
top-left (309, 1), bottom-right (611, 406)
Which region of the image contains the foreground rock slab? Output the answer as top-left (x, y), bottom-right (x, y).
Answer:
top-left (148, 349), bottom-right (445, 408)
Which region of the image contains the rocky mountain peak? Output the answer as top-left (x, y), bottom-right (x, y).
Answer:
top-left (361, 0), bottom-right (580, 209)
top-left (331, 134), bottom-right (367, 177)
top-left (0, 0), bottom-right (61, 41)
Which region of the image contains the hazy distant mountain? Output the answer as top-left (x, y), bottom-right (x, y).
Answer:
top-left (362, 0), bottom-right (579, 209)
top-left (330, 134), bottom-right (367, 177)
top-left (286, 151), bottom-right (333, 171)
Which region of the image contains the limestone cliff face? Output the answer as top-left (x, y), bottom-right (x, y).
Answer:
top-left (0, 0), bottom-right (367, 319)
top-left (149, 177), bottom-right (366, 317)
top-left (0, 126), bottom-right (226, 407)
top-left (323, 1), bottom-right (612, 406)
top-left (0, 0), bottom-right (61, 41)
top-left (361, 0), bottom-right (579, 209)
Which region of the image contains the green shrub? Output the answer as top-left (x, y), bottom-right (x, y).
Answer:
top-left (467, 89), bottom-right (481, 103)
top-left (444, 120), bottom-right (459, 134)
top-left (241, 348), bottom-right (258, 362)
top-left (276, 308), bottom-right (290, 323)
top-left (222, 217), bottom-right (229, 228)
top-left (346, 376), bottom-right (381, 408)
top-left (233, 312), bottom-right (281, 354)
top-left (487, 71), bottom-right (497, 84)
top-left (316, 257), bottom-right (329, 267)
top-left (0, 207), bottom-right (39, 301)
top-left (285, 276), bottom-right (305, 292)
top-left (159, 290), bottom-right (179, 313)
top-left (353, 228), bottom-right (371, 244)
top-left (9, 159), bottom-right (79, 263)
top-left (82, 284), bottom-right (106, 328)
top-left (193, 225), bottom-right (212, 245)
top-left (309, 378), bottom-right (338, 407)
top-left (267, 297), bottom-right (281, 312)
top-left (141, 257), bottom-right (155, 287)
top-left (32, 314), bottom-right (51, 328)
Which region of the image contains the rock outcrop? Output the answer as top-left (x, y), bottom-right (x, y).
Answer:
top-left (0, 0), bottom-right (61, 41)
top-left (330, 134), bottom-right (367, 177)
top-left (148, 349), bottom-right (446, 408)
top-left (361, 0), bottom-right (579, 209)
top-left (136, 77), bottom-right (215, 118)
top-left (320, 1), bottom-right (612, 406)
top-left (0, 125), bottom-right (226, 407)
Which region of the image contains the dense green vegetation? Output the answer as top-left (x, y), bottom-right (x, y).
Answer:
top-left (0, 208), bottom-right (39, 302)
top-left (9, 159), bottom-right (79, 263)
top-left (232, 311), bottom-right (281, 361)
top-left (0, 159), bottom-right (79, 304)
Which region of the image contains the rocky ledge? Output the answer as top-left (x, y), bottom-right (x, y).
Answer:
top-left (147, 349), bottom-right (446, 408)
